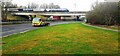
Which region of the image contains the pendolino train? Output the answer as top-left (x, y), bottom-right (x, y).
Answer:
top-left (11, 8), bottom-right (69, 12)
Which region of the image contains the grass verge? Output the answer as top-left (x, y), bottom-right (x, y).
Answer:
top-left (2, 22), bottom-right (118, 54)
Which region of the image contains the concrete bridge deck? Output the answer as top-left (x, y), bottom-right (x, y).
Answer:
top-left (11, 12), bottom-right (86, 16)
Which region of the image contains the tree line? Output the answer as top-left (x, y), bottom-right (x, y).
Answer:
top-left (1, 2), bottom-right (61, 21)
top-left (86, 2), bottom-right (120, 26)
top-left (1, 2), bottom-right (60, 9)
top-left (15, 2), bottom-right (60, 9)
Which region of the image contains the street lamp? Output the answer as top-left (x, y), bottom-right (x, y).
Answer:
top-left (74, 3), bottom-right (76, 11)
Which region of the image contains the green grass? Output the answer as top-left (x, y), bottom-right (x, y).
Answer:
top-left (7, 14), bottom-right (24, 20)
top-left (2, 22), bottom-right (118, 54)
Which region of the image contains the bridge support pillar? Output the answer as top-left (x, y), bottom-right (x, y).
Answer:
top-left (29, 15), bottom-right (36, 21)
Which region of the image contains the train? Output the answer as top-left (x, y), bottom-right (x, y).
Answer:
top-left (46, 8), bottom-right (69, 12)
top-left (9, 8), bottom-right (69, 12)
top-left (18, 8), bottom-right (33, 11)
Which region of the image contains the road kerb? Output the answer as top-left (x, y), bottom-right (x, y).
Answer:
top-left (82, 23), bottom-right (119, 32)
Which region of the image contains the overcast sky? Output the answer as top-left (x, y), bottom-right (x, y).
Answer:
top-left (12, 0), bottom-right (105, 11)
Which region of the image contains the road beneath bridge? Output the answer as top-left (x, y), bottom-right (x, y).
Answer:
top-left (2, 21), bottom-right (80, 38)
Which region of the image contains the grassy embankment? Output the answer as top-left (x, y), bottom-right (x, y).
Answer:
top-left (7, 14), bottom-right (29, 21)
top-left (1, 14), bottom-right (29, 25)
top-left (2, 23), bottom-right (118, 54)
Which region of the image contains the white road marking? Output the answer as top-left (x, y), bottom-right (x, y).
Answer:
top-left (2, 27), bottom-right (33, 33)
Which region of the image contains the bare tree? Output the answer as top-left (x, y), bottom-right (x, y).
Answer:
top-left (2, 1), bottom-right (17, 21)
top-left (86, 2), bottom-right (119, 25)
top-left (40, 3), bottom-right (60, 9)
top-left (54, 5), bottom-right (60, 9)
top-left (28, 3), bottom-right (39, 9)
top-left (40, 3), bottom-right (48, 9)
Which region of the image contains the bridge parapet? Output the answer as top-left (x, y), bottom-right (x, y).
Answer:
top-left (9, 11), bottom-right (87, 14)
top-left (11, 12), bottom-right (86, 16)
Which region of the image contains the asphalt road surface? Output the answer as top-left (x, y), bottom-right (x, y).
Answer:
top-left (2, 21), bottom-right (79, 37)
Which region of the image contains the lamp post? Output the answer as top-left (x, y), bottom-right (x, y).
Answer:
top-left (74, 3), bottom-right (76, 20)
top-left (0, 3), bottom-right (1, 56)
top-left (0, 0), bottom-right (2, 21)
top-left (74, 3), bottom-right (76, 11)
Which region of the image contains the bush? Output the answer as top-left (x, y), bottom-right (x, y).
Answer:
top-left (86, 2), bottom-right (119, 26)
